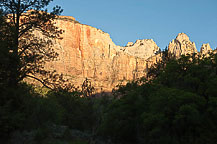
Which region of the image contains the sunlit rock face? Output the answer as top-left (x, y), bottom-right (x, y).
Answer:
top-left (124, 39), bottom-right (160, 59)
top-left (200, 43), bottom-right (212, 55)
top-left (43, 17), bottom-right (215, 92)
top-left (44, 16), bottom-right (161, 92)
top-left (168, 33), bottom-right (197, 58)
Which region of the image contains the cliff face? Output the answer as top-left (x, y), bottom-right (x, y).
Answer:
top-left (44, 16), bottom-right (160, 92)
top-left (42, 16), bottom-right (213, 92)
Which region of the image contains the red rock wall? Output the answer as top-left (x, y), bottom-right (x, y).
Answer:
top-left (43, 16), bottom-right (160, 92)
top-left (45, 17), bottom-right (207, 92)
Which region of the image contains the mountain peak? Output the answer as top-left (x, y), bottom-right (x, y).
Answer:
top-left (200, 43), bottom-right (212, 55)
top-left (176, 33), bottom-right (190, 42)
top-left (168, 33), bottom-right (197, 57)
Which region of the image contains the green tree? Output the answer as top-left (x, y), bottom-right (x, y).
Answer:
top-left (141, 87), bottom-right (206, 144)
top-left (99, 53), bottom-right (217, 144)
top-left (0, 0), bottom-right (64, 89)
top-left (0, 0), bottom-right (64, 142)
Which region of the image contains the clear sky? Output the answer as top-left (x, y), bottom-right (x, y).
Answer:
top-left (48, 0), bottom-right (217, 50)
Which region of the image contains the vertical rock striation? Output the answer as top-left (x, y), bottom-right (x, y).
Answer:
top-left (44, 16), bottom-right (160, 92)
top-left (39, 16), bottom-right (215, 92)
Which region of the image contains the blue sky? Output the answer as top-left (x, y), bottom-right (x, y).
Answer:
top-left (48, 0), bottom-right (217, 50)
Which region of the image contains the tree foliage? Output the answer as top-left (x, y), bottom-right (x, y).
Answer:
top-left (99, 52), bottom-right (217, 144)
top-left (0, 0), bottom-right (65, 89)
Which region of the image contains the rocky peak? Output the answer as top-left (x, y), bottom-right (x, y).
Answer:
top-left (123, 39), bottom-right (159, 59)
top-left (168, 33), bottom-right (197, 58)
top-left (176, 33), bottom-right (190, 42)
top-left (200, 43), bottom-right (212, 55)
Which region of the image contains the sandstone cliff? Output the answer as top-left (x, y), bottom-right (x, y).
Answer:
top-left (43, 16), bottom-right (161, 92)
top-left (40, 16), bottom-right (214, 92)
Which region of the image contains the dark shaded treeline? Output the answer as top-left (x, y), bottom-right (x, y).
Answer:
top-left (1, 50), bottom-right (217, 144)
top-left (1, 1), bottom-right (217, 144)
top-left (102, 52), bottom-right (217, 144)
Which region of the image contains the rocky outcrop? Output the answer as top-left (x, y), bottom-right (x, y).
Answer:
top-left (200, 43), bottom-right (212, 55)
top-left (124, 39), bottom-right (160, 59)
top-left (168, 33), bottom-right (197, 58)
top-left (126, 42), bottom-right (134, 47)
top-left (43, 16), bottom-right (160, 92)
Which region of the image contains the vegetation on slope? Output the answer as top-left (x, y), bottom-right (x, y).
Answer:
top-left (0, 1), bottom-right (217, 144)
top-left (1, 51), bottom-right (217, 144)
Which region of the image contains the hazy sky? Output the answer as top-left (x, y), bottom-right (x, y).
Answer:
top-left (48, 0), bottom-right (217, 50)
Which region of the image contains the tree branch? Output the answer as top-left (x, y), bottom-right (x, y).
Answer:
top-left (26, 74), bottom-right (52, 89)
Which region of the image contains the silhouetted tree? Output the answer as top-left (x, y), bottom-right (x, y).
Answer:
top-left (0, 0), bottom-right (65, 89)
top-left (82, 78), bottom-right (95, 97)
top-left (147, 47), bottom-right (171, 79)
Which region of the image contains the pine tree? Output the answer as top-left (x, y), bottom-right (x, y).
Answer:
top-left (0, 0), bottom-right (64, 89)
